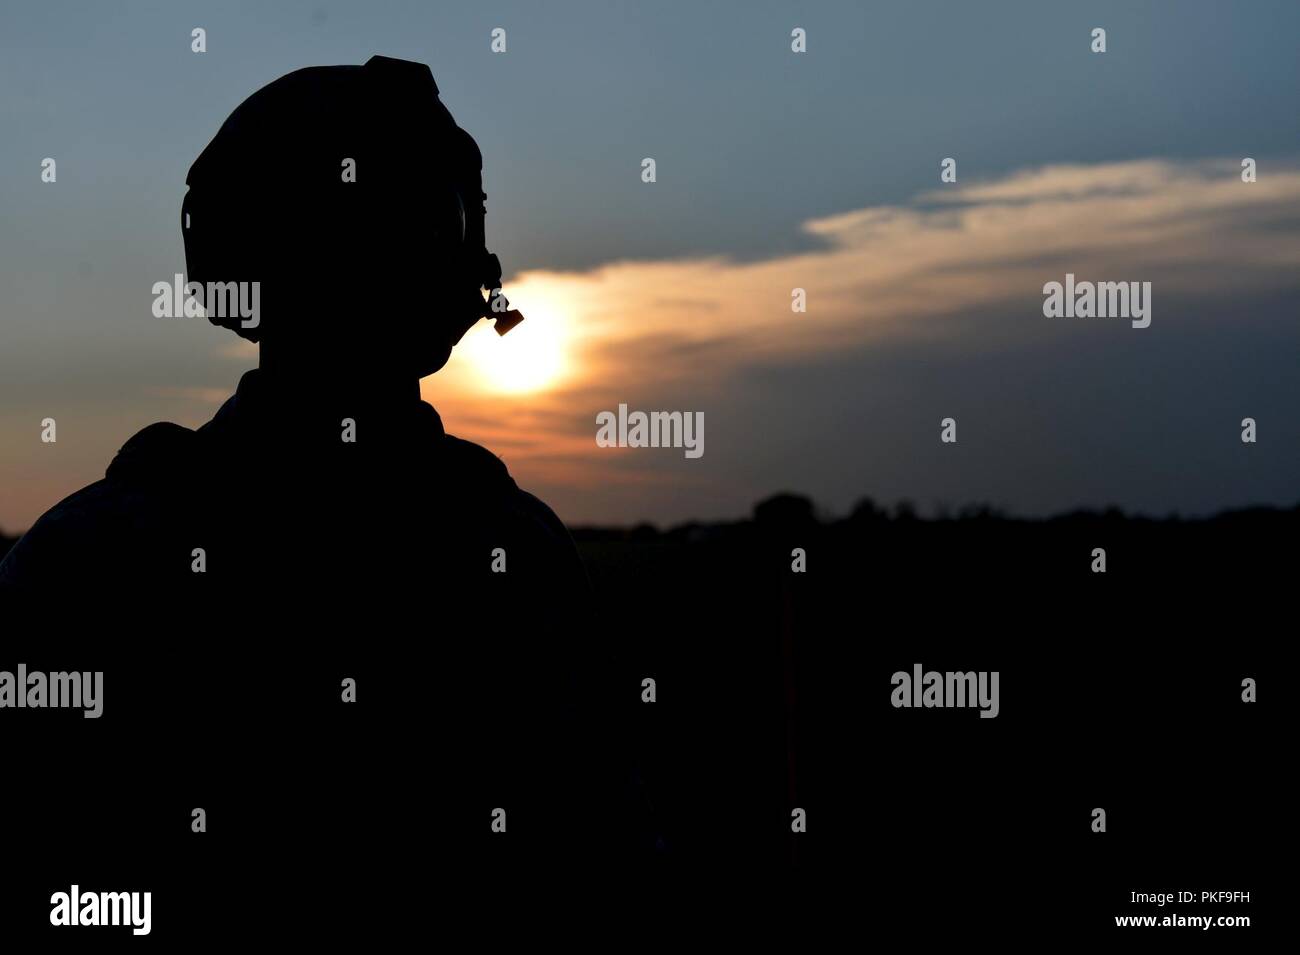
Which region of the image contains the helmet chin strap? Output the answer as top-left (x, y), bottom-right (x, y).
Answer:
top-left (479, 251), bottom-right (525, 335)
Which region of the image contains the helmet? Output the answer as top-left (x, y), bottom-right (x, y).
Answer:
top-left (181, 55), bottom-right (522, 343)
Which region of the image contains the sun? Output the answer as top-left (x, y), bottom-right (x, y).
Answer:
top-left (455, 280), bottom-right (571, 395)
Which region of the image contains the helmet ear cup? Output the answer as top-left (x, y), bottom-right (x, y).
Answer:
top-left (180, 188), bottom-right (265, 341)
top-left (181, 191), bottom-right (201, 282)
top-left (430, 188), bottom-right (466, 251)
top-left (180, 188), bottom-right (231, 288)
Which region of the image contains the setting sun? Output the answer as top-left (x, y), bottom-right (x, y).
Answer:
top-left (455, 279), bottom-right (572, 394)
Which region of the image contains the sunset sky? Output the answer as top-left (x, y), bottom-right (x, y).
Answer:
top-left (3, 1), bottom-right (1299, 533)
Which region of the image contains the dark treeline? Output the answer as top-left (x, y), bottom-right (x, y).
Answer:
top-left (571, 492), bottom-right (1299, 583)
top-left (6, 491), bottom-right (1296, 572)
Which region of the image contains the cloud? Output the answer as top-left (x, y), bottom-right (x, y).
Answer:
top-left (521, 159), bottom-right (1298, 377)
top-left (428, 158), bottom-right (1300, 523)
top-left (214, 338), bottom-right (259, 360)
top-left (142, 386), bottom-right (230, 404)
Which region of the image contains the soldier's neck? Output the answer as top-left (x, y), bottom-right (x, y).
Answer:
top-left (257, 349), bottom-right (422, 412)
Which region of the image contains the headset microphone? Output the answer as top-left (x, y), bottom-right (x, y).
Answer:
top-left (480, 252), bottom-right (525, 335)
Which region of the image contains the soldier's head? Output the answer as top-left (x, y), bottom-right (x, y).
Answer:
top-left (182, 56), bottom-right (520, 381)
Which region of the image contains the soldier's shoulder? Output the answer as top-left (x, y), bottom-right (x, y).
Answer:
top-left (0, 478), bottom-right (123, 588)
top-left (437, 433), bottom-right (516, 488)
top-left (0, 422), bottom-right (196, 589)
top-left (438, 432), bottom-right (581, 557)
top-left (106, 421), bottom-right (200, 482)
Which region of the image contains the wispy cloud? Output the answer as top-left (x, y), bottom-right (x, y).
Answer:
top-left (214, 338), bottom-right (259, 361)
top-left (430, 158), bottom-right (1300, 522)
top-left (142, 386), bottom-right (230, 404)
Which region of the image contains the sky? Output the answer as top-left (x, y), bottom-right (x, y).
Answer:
top-left (2, 0), bottom-right (1299, 532)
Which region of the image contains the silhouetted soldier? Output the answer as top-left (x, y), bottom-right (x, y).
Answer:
top-left (3, 56), bottom-right (567, 601)
top-left (1, 57), bottom-right (638, 888)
